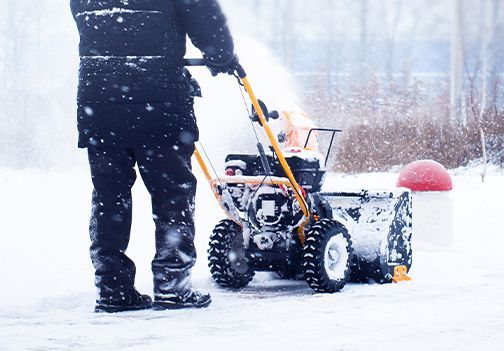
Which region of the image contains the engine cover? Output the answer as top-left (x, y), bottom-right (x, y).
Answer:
top-left (246, 186), bottom-right (296, 233)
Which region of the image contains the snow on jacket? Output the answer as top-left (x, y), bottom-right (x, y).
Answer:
top-left (70, 0), bottom-right (235, 148)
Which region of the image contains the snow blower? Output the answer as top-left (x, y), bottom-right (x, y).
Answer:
top-left (185, 59), bottom-right (412, 293)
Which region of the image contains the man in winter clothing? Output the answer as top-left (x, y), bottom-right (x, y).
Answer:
top-left (70, 0), bottom-right (238, 312)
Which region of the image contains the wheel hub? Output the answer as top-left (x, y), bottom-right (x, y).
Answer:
top-left (324, 235), bottom-right (349, 280)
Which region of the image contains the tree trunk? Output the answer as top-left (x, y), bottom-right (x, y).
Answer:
top-left (451, 0), bottom-right (465, 126)
top-left (360, 0), bottom-right (368, 75)
top-left (479, 128), bottom-right (488, 183)
top-left (326, 0), bottom-right (336, 92)
top-left (385, 0), bottom-right (403, 81)
top-left (282, 0), bottom-right (295, 70)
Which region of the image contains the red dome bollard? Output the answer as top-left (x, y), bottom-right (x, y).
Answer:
top-left (397, 160), bottom-right (453, 192)
top-left (397, 160), bottom-right (454, 247)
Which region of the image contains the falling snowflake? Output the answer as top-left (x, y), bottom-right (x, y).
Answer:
top-left (84, 106), bottom-right (94, 116)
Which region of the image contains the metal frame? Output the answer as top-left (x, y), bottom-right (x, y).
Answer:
top-left (186, 59), bottom-right (311, 243)
top-left (303, 128), bottom-right (342, 167)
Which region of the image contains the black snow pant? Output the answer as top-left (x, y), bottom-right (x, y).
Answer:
top-left (87, 143), bottom-right (197, 299)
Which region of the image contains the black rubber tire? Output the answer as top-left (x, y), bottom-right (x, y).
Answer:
top-left (208, 220), bottom-right (255, 289)
top-left (302, 219), bottom-right (353, 293)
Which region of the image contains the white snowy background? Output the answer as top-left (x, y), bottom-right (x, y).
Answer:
top-left (1, 0), bottom-right (503, 350)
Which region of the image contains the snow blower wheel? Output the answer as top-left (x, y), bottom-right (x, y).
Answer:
top-left (208, 220), bottom-right (255, 289)
top-left (303, 219), bottom-right (353, 293)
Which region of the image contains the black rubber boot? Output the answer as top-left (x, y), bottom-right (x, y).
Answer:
top-left (153, 290), bottom-right (212, 310)
top-left (95, 289), bottom-right (153, 313)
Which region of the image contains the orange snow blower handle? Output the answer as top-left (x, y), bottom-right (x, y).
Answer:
top-left (185, 59), bottom-right (311, 240)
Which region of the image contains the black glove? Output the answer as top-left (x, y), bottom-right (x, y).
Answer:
top-left (183, 68), bottom-right (202, 97)
top-left (205, 55), bottom-right (239, 77)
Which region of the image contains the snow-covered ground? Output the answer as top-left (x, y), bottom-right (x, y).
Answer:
top-left (1, 165), bottom-right (503, 351)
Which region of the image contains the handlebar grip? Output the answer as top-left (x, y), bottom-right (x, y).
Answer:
top-left (184, 58), bottom-right (246, 78)
top-left (184, 58), bottom-right (206, 66)
top-left (268, 111), bottom-right (280, 120)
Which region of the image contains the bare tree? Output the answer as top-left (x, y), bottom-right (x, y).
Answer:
top-left (451, 0), bottom-right (465, 126)
top-left (488, 0), bottom-right (503, 119)
top-left (324, 0), bottom-right (337, 91)
top-left (281, 0), bottom-right (296, 70)
top-left (382, 0), bottom-right (404, 81)
top-left (0, 0), bottom-right (47, 167)
top-left (359, 0), bottom-right (369, 72)
top-left (0, 0), bottom-right (43, 90)
top-left (463, 0), bottom-right (500, 182)
top-left (381, 0), bottom-right (403, 81)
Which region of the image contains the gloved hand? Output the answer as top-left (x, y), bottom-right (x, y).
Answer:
top-left (205, 55), bottom-right (240, 77)
top-left (183, 68), bottom-right (202, 97)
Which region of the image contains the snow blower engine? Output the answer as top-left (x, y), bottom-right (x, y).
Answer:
top-left (186, 59), bottom-right (412, 293)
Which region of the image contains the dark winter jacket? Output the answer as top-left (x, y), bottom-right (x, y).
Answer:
top-left (70, 0), bottom-right (235, 148)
